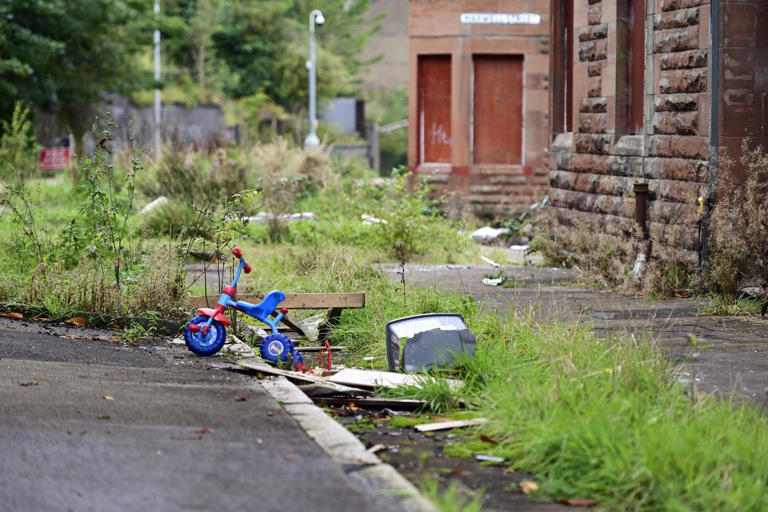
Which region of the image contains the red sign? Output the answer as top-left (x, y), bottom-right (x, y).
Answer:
top-left (38, 147), bottom-right (71, 171)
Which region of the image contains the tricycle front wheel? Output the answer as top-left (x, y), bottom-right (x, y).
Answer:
top-left (184, 315), bottom-right (227, 356)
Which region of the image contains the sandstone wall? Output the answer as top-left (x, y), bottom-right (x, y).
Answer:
top-left (550, 0), bottom-right (713, 263)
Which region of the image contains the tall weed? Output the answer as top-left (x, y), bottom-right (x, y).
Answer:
top-left (708, 141), bottom-right (768, 312)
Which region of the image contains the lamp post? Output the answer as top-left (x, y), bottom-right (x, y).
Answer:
top-left (153, 0), bottom-right (161, 160)
top-left (304, 9), bottom-right (325, 148)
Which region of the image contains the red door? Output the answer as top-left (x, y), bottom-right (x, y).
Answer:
top-left (418, 55), bottom-right (452, 164)
top-left (473, 55), bottom-right (523, 165)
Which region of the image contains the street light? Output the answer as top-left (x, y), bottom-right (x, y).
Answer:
top-left (304, 9), bottom-right (325, 148)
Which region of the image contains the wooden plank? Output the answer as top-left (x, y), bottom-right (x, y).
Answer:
top-left (189, 293), bottom-right (365, 310)
top-left (326, 368), bottom-right (463, 391)
top-left (414, 418), bottom-right (488, 433)
top-left (234, 358), bottom-right (370, 394)
top-left (312, 397), bottom-right (426, 410)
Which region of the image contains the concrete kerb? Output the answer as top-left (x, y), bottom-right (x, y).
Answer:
top-left (258, 376), bottom-right (439, 512)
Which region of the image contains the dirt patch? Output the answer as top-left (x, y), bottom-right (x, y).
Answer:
top-left (327, 404), bottom-right (573, 511)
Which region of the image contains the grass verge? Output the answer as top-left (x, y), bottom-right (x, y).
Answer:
top-left (246, 245), bottom-right (768, 511)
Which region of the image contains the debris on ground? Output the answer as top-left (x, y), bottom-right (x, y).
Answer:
top-left (138, 196), bottom-right (168, 214)
top-left (471, 226), bottom-right (509, 244)
top-left (361, 214), bottom-right (387, 225)
top-left (414, 418), bottom-right (488, 433)
top-left (222, 335), bottom-right (255, 358)
top-left (245, 212), bottom-right (316, 224)
top-left (480, 255), bottom-right (501, 268)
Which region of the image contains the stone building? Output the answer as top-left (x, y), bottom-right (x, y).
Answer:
top-left (407, 0), bottom-right (553, 217)
top-left (549, 0), bottom-right (768, 264)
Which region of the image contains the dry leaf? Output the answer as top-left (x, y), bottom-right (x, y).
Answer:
top-left (103, 395), bottom-right (115, 400)
top-left (110, 324), bottom-right (121, 329)
top-left (20, 381), bottom-right (39, 387)
top-left (674, 292), bottom-right (690, 298)
top-left (560, 498), bottom-right (597, 507)
top-left (449, 468), bottom-right (470, 476)
top-left (348, 402), bottom-right (360, 411)
top-left (66, 317), bottom-right (87, 327)
top-left (519, 480), bottom-right (539, 495)
top-left (283, 456), bottom-right (298, 463)
top-left (480, 434), bottom-right (499, 445)
top-left (195, 427), bottom-right (215, 434)
top-left (234, 397), bottom-right (247, 402)
top-left (2, 312), bottom-right (23, 319)
top-left (374, 417), bottom-right (391, 423)
top-left (76, 491), bottom-right (84, 497)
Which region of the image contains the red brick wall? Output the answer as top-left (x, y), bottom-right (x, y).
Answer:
top-left (549, 0), bottom-right (712, 263)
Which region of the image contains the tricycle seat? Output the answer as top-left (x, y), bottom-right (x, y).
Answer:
top-left (234, 290), bottom-right (286, 322)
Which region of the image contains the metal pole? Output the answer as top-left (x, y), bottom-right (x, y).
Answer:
top-left (154, 0), bottom-right (162, 159)
top-left (304, 10), bottom-right (323, 148)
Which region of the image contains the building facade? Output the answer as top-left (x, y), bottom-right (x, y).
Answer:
top-left (408, 0), bottom-right (552, 217)
top-left (549, 0), bottom-right (768, 264)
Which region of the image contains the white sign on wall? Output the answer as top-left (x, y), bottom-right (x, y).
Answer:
top-left (460, 12), bottom-right (541, 25)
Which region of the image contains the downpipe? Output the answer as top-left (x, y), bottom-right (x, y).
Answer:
top-left (632, 182), bottom-right (652, 281)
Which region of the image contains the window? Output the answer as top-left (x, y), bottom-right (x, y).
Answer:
top-left (628, 0), bottom-right (645, 134)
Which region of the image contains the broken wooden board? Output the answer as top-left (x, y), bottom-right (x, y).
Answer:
top-left (414, 418), bottom-right (488, 433)
top-left (235, 358), bottom-right (368, 395)
top-left (298, 382), bottom-right (372, 398)
top-left (190, 293), bottom-right (365, 310)
top-left (311, 396), bottom-right (426, 410)
top-left (326, 368), bottom-right (463, 390)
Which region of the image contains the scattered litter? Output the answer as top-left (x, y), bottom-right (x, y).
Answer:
top-left (471, 226), bottom-right (509, 243)
top-left (296, 314), bottom-right (324, 342)
top-left (103, 395), bottom-right (115, 400)
top-left (19, 381), bottom-right (39, 387)
top-left (170, 338), bottom-right (186, 345)
top-left (519, 480), bottom-right (539, 494)
top-left (195, 427), bottom-right (215, 434)
top-left (449, 468), bottom-right (470, 476)
top-left (299, 381), bottom-right (372, 398)
top-left (475, 455), bottom-right (505, 463)
top-left (139, 196), bottom-right (168, 214)
top-left (245, 212), bottom-right (316, 224)
top-left (508, 244), bottom-right (530, 252)
top-left (414, 418), bottom-right (488, 432)
top-left (361, 214), bottom-right (387, 225)
top-left (222, 335), bottom-right (255, 358)
top-left (482, 276), bottom-right (505, 286)
top-left (234, 396), bottom-right (247, 402)
top-left (386, 314), bottom-right (476, 372)
top-left (367, 443), bottom-right (386, 454)
top-left (480, 255), bottom-right (501, 268)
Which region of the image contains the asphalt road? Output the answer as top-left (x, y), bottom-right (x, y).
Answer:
top-left (0, 318), bottom-right (387, 512)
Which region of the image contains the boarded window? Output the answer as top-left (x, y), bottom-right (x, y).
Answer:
top-left (418, 55), bottom-right (452, 164)
top-left (628, 0), bottom-right (645, 134)
top-left (473, 55), bottom-right (523, 165)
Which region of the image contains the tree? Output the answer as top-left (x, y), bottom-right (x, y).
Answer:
top-left (211, 0), bottom-right (379, 109)
top-left (0, 0), bottom-right (152, 156)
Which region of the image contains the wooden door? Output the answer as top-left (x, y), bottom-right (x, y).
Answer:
top-left (418, 55), bottom-right (452, 164)
top-left (473, 55), bottom-right (523, 165)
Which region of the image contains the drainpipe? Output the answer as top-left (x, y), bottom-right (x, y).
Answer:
top-left (700, 0), bottom-right (720, 267)
top-left (632, 182), bottom-right (651, 280)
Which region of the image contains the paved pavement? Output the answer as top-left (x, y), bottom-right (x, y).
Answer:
top-left (380, 263), bottom-right (768, 407)
top-left (0, 318), bottom-right (391, 512)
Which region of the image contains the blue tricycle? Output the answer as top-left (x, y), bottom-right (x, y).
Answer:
top-left (184, 247), bottom-right (303, 369)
